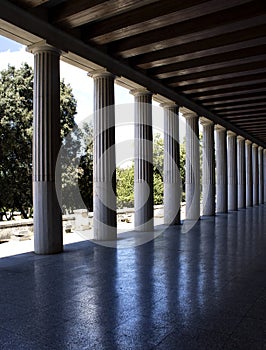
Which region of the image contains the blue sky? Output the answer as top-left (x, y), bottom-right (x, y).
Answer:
top-left (0, 36), bottom-right (23, 51)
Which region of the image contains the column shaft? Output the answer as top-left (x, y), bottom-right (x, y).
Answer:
top-left (252, 144), bottom-right (259, 206)
top-left (30, 43), bottom-right (62, 254)
top-left (237, 136), bottom-right (246, 209)
top-left (258, 146), bottom-right (264, 204)
top-left (201, 118), bottom-right (215, 216)
top-left (133, 90), bottom-right (153, 231)
top-left (163, 104), bottom-right (181, 225)
top-left (245, 140), bottom-right (253, 207)
top-left (215, 125), bottom-right (228, 213)
top-left (92, 71), bottom-right (116, 240)
top-left (264, 149), bottom-right (266, 204)
top-left (227, 131), bottom-right (237, 211)
top-left (182, 109), bottom-right (200, 220)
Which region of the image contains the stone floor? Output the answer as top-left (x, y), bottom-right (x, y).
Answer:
top-left (0, 205), bottom-right (265, 349)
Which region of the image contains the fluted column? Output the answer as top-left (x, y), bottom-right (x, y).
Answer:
top-left (200, 117), bottom-right (215, 216)
top-left (91, 70), bottom-right (117, 240)
top-left (28, 42), bottom-right (62, 254)
top-left (215, 125), bottom-right (228, 213)
top-left (252, 143), bottom-right (259, 206)
top-left (264, 149), bottom-right (266, 203)
top-left (258, 146), bottom-right (264, 204)
top-left (227, 131), bottom-right (237, 211)
top-left (132, 89), bottom-right (153, 231)
top-left (237, 136), bottom-right (246, 209)
top-left (163, 103), bottom-right (181, 225)
top-left (245, 140), bottom-right (253, 207)
top-left (181, 108), bottom-right (200, 220)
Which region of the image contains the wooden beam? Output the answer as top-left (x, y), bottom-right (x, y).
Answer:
top-left (128, 25), bottom-right (266, 67)
top-left (179, 73), bottom-right (266, 92)
top-left (206, 97), bottom-right (266, 108)
top-left (53, 0), bottom-right (159, 28)
top-left (211, 101), bottom-right (266, 111)
top-left (85, 0), bottom-right (250, 44)
top-left (149, 45), bottom-right (266, 76)
top-left (105, 2), bottom-right (265, 55)
top-left (82, 0), bottom-right (207, 42)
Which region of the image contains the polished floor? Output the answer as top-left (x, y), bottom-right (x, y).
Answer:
top-left (0, 205), bottom-right (265, 349)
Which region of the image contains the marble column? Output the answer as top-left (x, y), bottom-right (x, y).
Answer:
top-left (237, 136), bottom-right (246, 209)
top-left (264, 149), bottom-right (266, 204)
top-left (163, 103), bottom-right (181, 225)
top-left (227, 131), bottom-right (237, 211)
top-left (28, 42), bottom-right (62, 254)
top-left (252, 143), bottom-right (259, 206)
top-left (245, 140), bottom-right (253, 207)
top-left (132, 89), bottom-right (153, 231)
top-left (181, 108), bottom-right (200, 220)
top-left (215, 125), bottom-right (228, 213)
top-left (200, 117), bottom-right (215, 216)
top-left (91, 70), bottom-right (117, 240)
top-left (258, 146), bottom-right (264, 204)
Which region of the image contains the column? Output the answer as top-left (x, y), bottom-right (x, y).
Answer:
top-left (237, 136), bottom-right (246, 209)
top-left (264, 149), bottom-right (266, 203)
top-left (200, 117), bottom-right (215, 215)
top-left (252, 143), bottom-right (259, 206)
top-left (163, 103), bottom-right (181, 225)
top-left (91, 70), bottom-right (117, 240)
top-left (227, 131), bottom-right (237, 211)
top-left (28, 42), bottom-right (62, 254)
top-left (132, 89), bottom-right (153, 231)
top-left (215, 125), bottom-right (228, 213)
top-left (181, 108), bottom-right (200, 220)
top-left (245, 140), bottom-right (253, 207)
top-left (258, 146), bottom-right (264, 204)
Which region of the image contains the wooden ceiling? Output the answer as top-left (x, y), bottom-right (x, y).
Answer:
top-left (3, 0), bottom-right (266, 145)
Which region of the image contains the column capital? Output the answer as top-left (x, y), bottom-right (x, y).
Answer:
top-left (237, 135), bottom-right (245, 142)
top-left (27, 40), bottom-right (62, 55)
top-left (258, 146), bottom-right (264, 151)
top-left (130, 88), bottom-right (152, 97)
top-left (180, 107), bottom-right (197, 119)
top-left (200, 117), bottom-right (213, 126)
top-left (160, 101), bottom-right (178, 109)
top-left (245, 139), bottom-right (252, 145)
top-left (88, 68), bottom-right (115, 79)
top-left (252, 143), bottom-right (258, 148)
top-left (263, 148), bottom-right (266, 154)
top-left (227, 130), bottom-right (236, 137)
top-left (215, 124), bottom-right (226, 132)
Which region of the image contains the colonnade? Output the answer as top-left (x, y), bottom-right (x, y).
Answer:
top-left (29, 43), bottom-right (266, 254)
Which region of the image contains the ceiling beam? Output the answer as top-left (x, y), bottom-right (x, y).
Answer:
top-left (128, 24), bottom-right (266, 67)
top-left (52, 0), bottom-right (159, 28)
top-left (105, 2), bottom-right (265, 55)
top-left (1, 0), bottom-right (265, 148)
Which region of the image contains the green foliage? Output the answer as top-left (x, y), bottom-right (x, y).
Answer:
top-left (0, 63), bottom-right (79, 219)
top-left (116, 133), bottom-right (187, 208)
top-left (78, 122), bottom-right (93, 211)
top-left (116, 164), bottom-right (134, 208)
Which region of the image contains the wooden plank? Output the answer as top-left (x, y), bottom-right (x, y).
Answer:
top-left (189, 82), bottom-right (266, 98)
top-left (198, 91), bottom-right (266, 103)
top-left (217, 108), bottom-right (266, 116)
top-left (105, 2), bottom-right (265, 55)
top-left (149, 45), bottom-right (266, 76)
top-left (85, 0), bottom-right (249, 44)
top-left (128, 25), bottom-right (266, 67)
top-left (83, 0), bottom-right (207, 42)
top-left (157, 55), bottom-right (266, 80)
top-left (206, 98), bottom-right (266, 108)
top-left (182, 75), bottom-right (266, 94)
top-left (53, 0), bottom-right (159, 28)
top-left (211, 101), bottom-right (266, 111)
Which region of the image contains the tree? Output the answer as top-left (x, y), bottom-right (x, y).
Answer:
top-left (78, 122), bottom-right (93, 211)
top-left (0, 63), bottom-right (78, 219)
